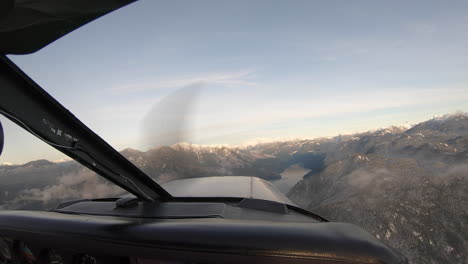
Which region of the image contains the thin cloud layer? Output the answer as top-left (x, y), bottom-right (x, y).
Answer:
top-left (110, 71), bottom-right (256, 94)
top-left (12, 169), bottom-right (124, 206)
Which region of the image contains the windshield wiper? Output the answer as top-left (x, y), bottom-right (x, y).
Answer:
top-left (0, 55), bottom-right (172, 202)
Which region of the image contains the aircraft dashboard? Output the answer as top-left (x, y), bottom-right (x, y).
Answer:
top-left (0, 199), bottom-right (408, 264)
top-left (0, 237), bottom-right (194, 264)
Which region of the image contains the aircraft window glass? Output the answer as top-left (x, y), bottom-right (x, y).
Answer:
top-left (2, 1), bottom-right (468, 264)
top-left (0, 117), bottom-right (127, 210)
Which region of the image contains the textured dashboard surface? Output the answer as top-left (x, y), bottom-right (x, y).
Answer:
top-left (0, 208), bottom-right (407, 264)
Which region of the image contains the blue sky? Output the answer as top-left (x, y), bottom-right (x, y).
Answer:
top-left (1, 0), bottom-right (468, 164)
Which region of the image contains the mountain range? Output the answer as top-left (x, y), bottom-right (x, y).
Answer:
top-left (1, 113), bottom-right (467, 264)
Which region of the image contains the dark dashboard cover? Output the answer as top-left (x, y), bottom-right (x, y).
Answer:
top-left (0, 206), bottom-right (408, 264)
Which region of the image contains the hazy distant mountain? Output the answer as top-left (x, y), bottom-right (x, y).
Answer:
top-left (1, 113), bottom-right (467, 263)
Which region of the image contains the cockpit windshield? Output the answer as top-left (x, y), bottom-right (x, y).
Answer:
top-left (0, 1), bottom-right (467, 263)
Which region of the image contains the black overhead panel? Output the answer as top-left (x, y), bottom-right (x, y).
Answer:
top-left (0, 0), bottom-right (136, 54)
top-left (0, 56), bottom-right (171, 201)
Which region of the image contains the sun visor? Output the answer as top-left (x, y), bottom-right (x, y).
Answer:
top-left (0, 0), bottom-right (136, 54)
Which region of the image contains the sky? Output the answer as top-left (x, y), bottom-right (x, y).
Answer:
top-left (1, 0), bottom-right (468, 164)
